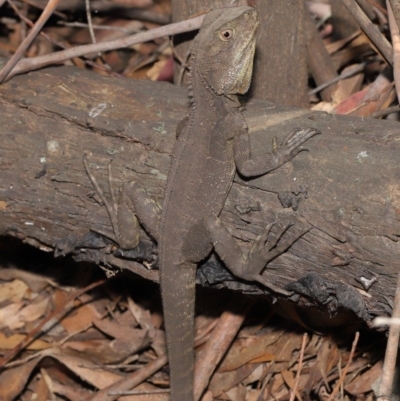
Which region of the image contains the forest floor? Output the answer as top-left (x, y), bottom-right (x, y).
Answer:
top-left (0, 0), bottom-right (398, 400)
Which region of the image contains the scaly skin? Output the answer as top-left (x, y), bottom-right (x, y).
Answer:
top-left (84, 7), bottom-right (319, 401)
top-left (160, 8), bottom-right (319, 401)
top-left (160, 8), bottom-right (260, 401)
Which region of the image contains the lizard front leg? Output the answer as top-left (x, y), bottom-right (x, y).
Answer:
top-left (83, 152), bottom-right (161, 249)
top-left (211, 118), bottom-right (318, 294)
top-left (231, 107), bottom-right (320, 177)
top-left (205, 217), bottom-right (308, 295)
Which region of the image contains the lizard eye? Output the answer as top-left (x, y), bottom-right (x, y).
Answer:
top-left (219, 28), bottom-right (235, 41)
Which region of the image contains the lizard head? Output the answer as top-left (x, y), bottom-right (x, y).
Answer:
top-left (192, 6), bottom-right (259, 96)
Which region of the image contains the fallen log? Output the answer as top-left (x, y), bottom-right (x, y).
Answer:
top-left (1, 64), bottom-right (399, 326)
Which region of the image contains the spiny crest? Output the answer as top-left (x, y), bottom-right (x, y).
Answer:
top-left (187, 83), bottom-right (194, 103)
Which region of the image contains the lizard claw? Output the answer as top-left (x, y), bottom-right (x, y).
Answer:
top-left (268, 222), bottom-right (294, 250)
top-left (282, 127), bottom-right (320, 147)
top-left (253, 222), bottom-right (295, 254)
top-left (285, 128), bottom-right (320, 153)
top-left (254, 222), bottom-right (276, 251)
top-left (274, 127), bottom-right (320, 163)
top-left (246, 223), bottom-right (311, 283)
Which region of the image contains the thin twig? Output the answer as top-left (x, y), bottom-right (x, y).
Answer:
top-left (0, 0), bottom-right (62, 83)
top-left (18, 0), bottom-right (66, 19)
top-left (6, 0), bottom-right (67, 50)
top-left (85, 354), bottom-right (168, 401)
top-left (387, 0), bottom-right (400, 102)
top-left (308, 62), bottom-right (367, 95)
top-left (389, 0), bottom-right (400, 27)
top-left (84, 342), bottom-right (181, 400)
top-left (374, 316), bottom-right (400, 325)
top-left (85, 0), bottom-right (97, 45)
top-left (341, 0), bottom-right (393, 66)
top-left (57, 21), bottom-right (140, 34)
top-left (326, 332), bottom-right (360, 401)
top-left (371, 105), bottom-right (400, 118)
top-left (377, 270), bottom-right (400, 399)
top-left (5, 1), bottom-right (120, 76)
top-left (1, 13), bottom-right (206, 81)
top-left (84, 0), bottom-right (107, 69)
top-left (3, 348), bottom-right (50, 369)
top-left (0, 278), bottom-right (107, 368)
top-left (289, 333), bottom-right (308, 401)
top-left (85, 315), bottom-right (215, 401)
top-left (257, 366), bottom-right (274, 401)
top-left (109, 389), bottom-right (170, 395)
top-left (194, 298), bottom-right (251, 401)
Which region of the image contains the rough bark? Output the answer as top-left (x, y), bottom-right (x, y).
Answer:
top-left (171, 0), bottom-right (229, 85)
top-left (172, 0), bottom-right (308, 107)
top-left (249, 0), bottom-right (308, 107)
top-left (1, 65), bottom-right (400, 326)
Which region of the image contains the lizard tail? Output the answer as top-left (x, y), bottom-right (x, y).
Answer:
top-left (160, 262), bottom-right (197, 401)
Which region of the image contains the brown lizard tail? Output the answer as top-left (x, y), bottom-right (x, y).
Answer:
top-left (160, 262), bottom-right (197, 401)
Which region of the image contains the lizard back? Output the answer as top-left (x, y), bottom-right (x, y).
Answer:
top-left (159, 7), bottom-right (259, 401)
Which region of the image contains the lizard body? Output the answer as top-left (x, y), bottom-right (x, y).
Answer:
top-left (159, 9), bottom-right (262, 401)
top-left (84, 6), bottom-right (319, 401)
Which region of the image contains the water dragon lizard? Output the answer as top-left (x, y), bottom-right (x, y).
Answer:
top-left (84, 6), bottom-right (319, 401)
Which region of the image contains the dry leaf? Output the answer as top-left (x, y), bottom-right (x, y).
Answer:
top-left (0, 267), bottom-right (50, 293)
top-left (218, 330), bottom-right (281, 372)
top-left (336, 67), bottom-right (395, 116)
top-left (0, 331), bottom-right (51, 350)
top-left (60, 301), bottom-right (101, 333)
top-left (51, 379), bottom-right (91, 401)
top-left (332, 64), bottom-right (364, 105)
top-left (63, 337), bottom-right (149, 364)
top-left (18, 297), bottom-right (49, 324)
top-left (147, 57), bottom-right (171, 81)
top-left (209, 364), bottom-right (258, 397)
top-left (0, 359), bottom-right (40, 401)
top-left (243, 364), bottom-right (264, 385)
top-left (345, 361), bottom-right (383, 395)
top-left (246, 389), bottom-right (263, 401)
top-left (28, 373), bottom-right (49, 401)
top-left (0, 301), bottom-right (24, 330)
top-left (248, 351), bottom-right (276, 363)
top-left (225, 383), bottom-right (246, 401)
top-left (128, 297), bottom-right (155, 337)
top-left (93, 316), bottom-right (150, 344)
top-left (318, 338), bottom-right (339, 384)
top-left (265, 331), bottom-right (303, 362)
top-left (0, 279), bottom-right (28, 303)
top-left (44, 348), bottom-right (123, 389)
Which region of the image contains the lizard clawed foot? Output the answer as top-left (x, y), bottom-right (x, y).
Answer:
top-left (243, 222), bottom-right (311, 294)
top-left (206, 216), bottom-right (311, 295)
top-left (275, 127), bottom-right (320, 161)
top-left (83, 152), bottom-right (140, 250)
top-left (247, 222), bottom-right (294, 272)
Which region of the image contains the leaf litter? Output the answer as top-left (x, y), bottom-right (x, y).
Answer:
top-left (0, 0), bottom-right (398, 399)
top-left (0, 239), bottom-right (387, 401)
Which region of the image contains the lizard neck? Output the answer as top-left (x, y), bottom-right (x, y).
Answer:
top-left (189, 67), bottom-right (239, 123)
